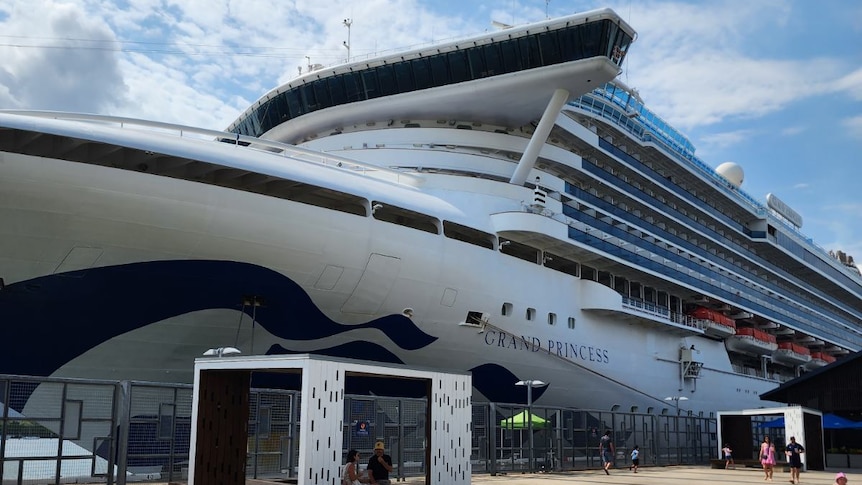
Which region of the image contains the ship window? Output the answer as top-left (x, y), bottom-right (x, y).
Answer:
top-left (360, 70), bottom-right (379, 99)
top-left (543, 253), bottom-right (579, 277)
top-left (298, 84), bottom-right (317, 112)
top-left (548, 313), bottom-right (557, 326)
top-left (567, 317), bottom-right (576, 329)
top-left (376, 65), bottom-right (397, 96)
top-left (312, 80), bottom-right (331, 110)
top-left (442, 221), bottom-right (494, 249)
top-left (343, 72), bottom-right (363, 102)
top-left (285, 90), bottom-right (302, 118)
top-left (499, 39), bottom-right (521, 72)
top-left (483, 43), bottom-right (502, 76)
top-left (502, 302), bottom-right (513, 316)
top-left (526, 308), bottom-right (536, 321)
top-left (467, 47), bottom-right (486, 78)
top-left (581, 265), bottom-right (596, 281)
top-left (429, 54), bottom-right (449, 85)
top-left (370, 201), bottom-right (440, 234)
top-left (538, 32), bottom-right (561, 64)
top-left (328, 75), bottom-right (347, 105)
top-left (499, 239), bottom-right (540, 264)
top-left (447, 50), bottom-right (469, 83)
top-left (518, 35), bottom-right (542, 69)
top-left (412, 57), bottom-right (432, 89)
top-left (394, 62), bottom-right (415, 91)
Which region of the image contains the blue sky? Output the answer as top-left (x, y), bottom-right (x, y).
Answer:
top-left (0, 0), bottom-right (860, 269)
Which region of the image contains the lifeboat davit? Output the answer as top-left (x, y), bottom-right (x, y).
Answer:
top-left (725, 327), bottom-right (778, 355)
top-left (772, 342), bottom-right (812, 366)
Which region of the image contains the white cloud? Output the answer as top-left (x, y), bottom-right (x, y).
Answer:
top-left (698, 129), bottom-right (755, 150)
top-left (842, 116), bottom-right (862, 139)
top-left (620, 1), bottom-right (850, 130)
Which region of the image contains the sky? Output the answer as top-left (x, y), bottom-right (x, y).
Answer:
top-left (1, 0), bottom-right (860, 268)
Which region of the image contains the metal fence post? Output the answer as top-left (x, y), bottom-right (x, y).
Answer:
top-left (115, 381), bottom-right (132, 485)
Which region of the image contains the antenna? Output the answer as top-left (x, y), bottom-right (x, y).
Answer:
top-left (342, 18), bottom-right (352, 63)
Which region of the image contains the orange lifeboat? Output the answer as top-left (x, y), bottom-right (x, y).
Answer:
top-left (804, 351), bottom-right (836, 369)
top-left (772, 342), bottom-right (812, 366)
top-left (687, 306), bottom-right (736, 338)
top-left (725, 327), bottom-right (778, 355)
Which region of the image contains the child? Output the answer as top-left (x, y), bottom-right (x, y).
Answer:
top-left (722, 443), bottom-right (734, 469)
top-left (629, 445), bottom-right (640, 473)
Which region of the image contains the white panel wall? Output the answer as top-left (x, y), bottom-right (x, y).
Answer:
top-left (430, 372), bottom-right (472, 484)
top-left (300, 359), bottom-right (346, 484)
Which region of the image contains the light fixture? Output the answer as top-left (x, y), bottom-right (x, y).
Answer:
top-left (203, 347), bottom-right (241, 357)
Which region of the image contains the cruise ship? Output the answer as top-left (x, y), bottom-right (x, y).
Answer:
top-left (1, 8), bottom-right (861, 416)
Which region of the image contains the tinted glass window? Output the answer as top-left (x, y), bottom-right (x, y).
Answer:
top-left (412, 58), bottom-right (432, 89)
top-left (272, 95), bottom-right (289, 125)
top-left (361, 70), bottom-right (379, 99)
top-left (312, 80), bottom-right (331, 110)
top-left (377, 65), bottom-right (397, 96)
top-left (298, 84), bottom-right (316, 113)
top-left (394, 62), bottom-right (415, 91)
top-left (499, 39), bottom-right (521, 73)
top-left (483, 44), bottom-right (502, 76)
top-left (467, 48), bottom-right (486, 78)
top-left (448, 51), bottom-right (469, 83)
top-left (518, 36), bottom-right (542, 69)
top-left (538, 32), bottom-right (561, 65)
top-left (429, 54), bottom-right (449, 85)
top-left (328, 76), bottom-right (346, 105)
top-left (285, 90), bottom-right (302, 118)
top-left (343, 72), bottom-right (362, 102)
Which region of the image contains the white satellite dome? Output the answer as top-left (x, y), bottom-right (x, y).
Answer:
top-left (716, 162), bottom-right (744, 188)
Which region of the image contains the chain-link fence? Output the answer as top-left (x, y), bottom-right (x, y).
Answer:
top-left (0, 374), bottom-right (717, 484)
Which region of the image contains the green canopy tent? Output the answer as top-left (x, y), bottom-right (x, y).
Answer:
top-left (500, 410), bottom-right (547, 429)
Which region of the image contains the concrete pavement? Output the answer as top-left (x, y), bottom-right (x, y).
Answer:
top-left (469, 465), bottom-right (855, 485)
top-left (171, 466), bottom-right (858, 484)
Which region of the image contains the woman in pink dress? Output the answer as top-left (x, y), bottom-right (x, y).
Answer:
top-left (760, 436), bottom-right (776, 481)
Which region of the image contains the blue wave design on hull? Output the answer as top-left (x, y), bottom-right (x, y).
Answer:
top-left (0, 260), bottom-right (436, 377)
top-left (470, 363), bottom-right (549, 404)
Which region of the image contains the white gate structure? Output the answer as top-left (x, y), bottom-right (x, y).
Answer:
top-left (186, 354), bottom-right (471, 485)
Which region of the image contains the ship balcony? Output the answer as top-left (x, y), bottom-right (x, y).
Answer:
top-left (579, 280), bottom-right (704, 337)
top-left (771, 342), bottom-right (812, 366)
top-left (725, 328), bottom-right (778, 355)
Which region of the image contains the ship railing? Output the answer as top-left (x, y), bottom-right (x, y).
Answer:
top-left (621, 296), bottom-right (671, 319)
top-left (1, 110), bottom-right (423, 186)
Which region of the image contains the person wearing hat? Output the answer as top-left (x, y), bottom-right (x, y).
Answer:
top-left (367, 441), bottom-right (393, 485)
top-left (834, 472), bottom-right (848, 485)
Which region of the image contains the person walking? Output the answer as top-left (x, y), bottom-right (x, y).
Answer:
top-left (760, 436), bottom-right (776, 481)
top-left (599, 430), bottom-right (614, 475)
top-left (785, 436), bottom-right (805, 484)
top-left (722, 443), bottom-right (735, 469)
top-left (629, 445), bottom-right (639, 473)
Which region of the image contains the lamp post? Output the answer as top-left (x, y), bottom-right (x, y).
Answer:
top-left (664, 396), bottom-right (689, 415)
top-left (516, 380), bottom-right (548, 473)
